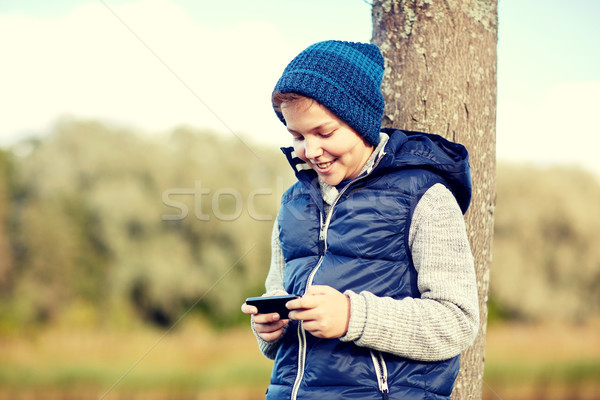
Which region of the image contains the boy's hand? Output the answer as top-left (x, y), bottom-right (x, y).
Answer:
top-left (286, 285), bottom-right (350, 339)
top-left (241, 302), bottom-right (289, 342)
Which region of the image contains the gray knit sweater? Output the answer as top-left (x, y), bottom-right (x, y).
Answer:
top-left (255, 134), bottom-right (479, 362)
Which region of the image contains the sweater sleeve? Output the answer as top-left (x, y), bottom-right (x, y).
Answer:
top-left (251, 218), bottom-right (288, 360)
top-left (340, 183), bottom-right (480, 361)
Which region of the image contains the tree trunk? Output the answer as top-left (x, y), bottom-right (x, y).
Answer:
top-left (371, 1), bottom-right (497, 399)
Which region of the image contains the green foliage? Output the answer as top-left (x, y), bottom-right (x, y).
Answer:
top-left (1, 120), bottom-right (599, 330)
top-left (1, 119), bottom-right (293, 329)
top-left (0, 150), bottom-right (14, 285)
top-left (492, 163), bottom-right (600, 322)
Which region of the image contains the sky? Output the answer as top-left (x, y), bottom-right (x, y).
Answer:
top-left (1, 0), bottom-right (599, 176)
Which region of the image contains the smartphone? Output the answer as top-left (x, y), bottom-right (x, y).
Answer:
top-left (245, 294), bottom-right (300, 319)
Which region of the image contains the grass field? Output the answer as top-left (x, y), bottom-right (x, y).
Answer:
top-left (0, 319), bottom-right (272, 399)
top-left (0, 318), bottom-right (598, 399)
top-left (482, 320), bottom-right (600, 400)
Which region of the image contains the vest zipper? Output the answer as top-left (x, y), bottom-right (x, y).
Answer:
top-left (370, 350), bottom-right (390, 399)
top-left (290, 319), bottom-right (308, 400)
top-left (291, 252), bottom-right (325, 400)
top-left (291, 148), bottom-right (387, 400)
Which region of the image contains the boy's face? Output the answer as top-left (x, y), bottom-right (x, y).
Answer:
top-left (281, 98), bottom-right (374, 186)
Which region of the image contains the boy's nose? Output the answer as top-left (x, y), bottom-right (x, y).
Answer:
top-left (304, 137), bottom-right (323, 159)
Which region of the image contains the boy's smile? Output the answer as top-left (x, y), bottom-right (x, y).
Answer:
top-left (281, 98), bottom-right (375, 186)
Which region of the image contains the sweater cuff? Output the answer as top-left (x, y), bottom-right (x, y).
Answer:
top-left (340, 290), bottom-right (367, 342)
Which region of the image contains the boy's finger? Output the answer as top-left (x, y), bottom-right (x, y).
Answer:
top-left (286, 297), bottom-right (316, 310)
top-left (288, 308), bottom-right (316, 322)
top-left (241, 303), bottom-right (258, 314)
top-left (253, 312), bottom-right (281, 324)
top-left (285, 298), bottom-right (301, 310)
top-left (255, 320), bottom-right (289, 337)
top-left (287, 290), bottom-right (326, 310)
top-left (258, 325), bottom-right (287, 342)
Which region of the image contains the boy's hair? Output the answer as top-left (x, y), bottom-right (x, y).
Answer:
top-left (272, 40), bottom-right (385, 146)
top-left (271, 92), bottom-right (313, 116)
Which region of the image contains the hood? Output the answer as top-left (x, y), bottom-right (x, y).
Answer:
top-left (378, 128), bottom-right (472, 213)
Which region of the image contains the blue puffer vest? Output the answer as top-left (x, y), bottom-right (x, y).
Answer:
top-left (267, 129), bottom-right (472, 400)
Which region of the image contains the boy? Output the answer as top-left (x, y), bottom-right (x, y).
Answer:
top-left (242, 40), bottom-right (479, 400)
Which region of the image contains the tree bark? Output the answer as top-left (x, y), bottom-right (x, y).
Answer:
top-left (371, 1), bottom-right (497, 398)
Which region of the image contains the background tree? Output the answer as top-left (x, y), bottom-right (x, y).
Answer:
top-left (371, 1), bottom-right (498, 398)
top-left (0, 150), bottom-right (13, 293)
top-left (1, 120), bottom-right (289, 330)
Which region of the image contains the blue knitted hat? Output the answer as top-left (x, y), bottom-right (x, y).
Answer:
top-left (273, 40), bottom-right (385, 146)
